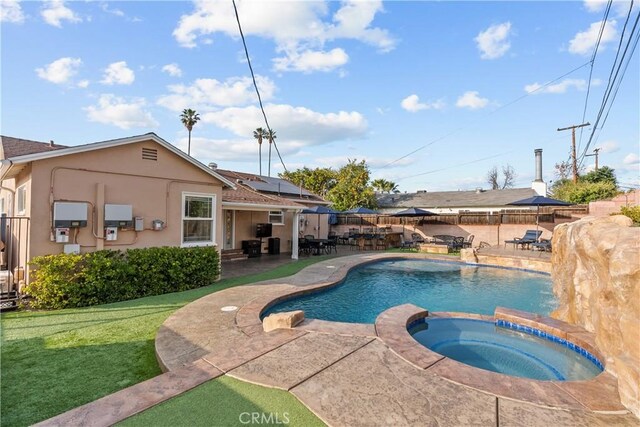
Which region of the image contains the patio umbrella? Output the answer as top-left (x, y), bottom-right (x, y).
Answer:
top-left (301, 205), bottom-right (340, 238)
top-left (391, 207), bottom-right (437, 234)
top-left (507, 196), bottom-right (571, 240)
top-left (344, 207), bottom-right (379, 233)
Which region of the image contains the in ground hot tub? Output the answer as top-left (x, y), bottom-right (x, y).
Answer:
top-left (409, 317), bottom-right (603, 381)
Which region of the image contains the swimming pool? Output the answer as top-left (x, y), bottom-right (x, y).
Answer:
top-left (409, 318), bottom-right (603, 381)
top-left (265, 259), bottom-right (556, 323)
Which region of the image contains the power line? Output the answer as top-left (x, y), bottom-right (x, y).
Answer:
top-left (394, 150), bottom-right (515, 183)
top-left (579, 2), bottom-right (640, 166)
top-left (231, 0), bottom-right (287, 173)
top-left (577, 0), bottom-right (613, 153)
top-left (374, 61), bottom-right (591, 171)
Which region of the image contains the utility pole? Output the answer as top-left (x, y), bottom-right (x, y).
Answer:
top-left (557, 122), bottom-right (590, 183)
top-left (585, 148), bottom-right (601, 171)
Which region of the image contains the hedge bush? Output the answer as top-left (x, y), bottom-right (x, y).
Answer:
top-left (25, 246), bottom-right (220, 309)
top-left (619, 206), bottom-right (640, 225)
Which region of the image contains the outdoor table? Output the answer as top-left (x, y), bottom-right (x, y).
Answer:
top-left (307, 238), bottom-right (329, 256)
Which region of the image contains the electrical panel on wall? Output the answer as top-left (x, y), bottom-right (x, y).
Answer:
top-left (53, 202), bottom-right (88, 228)
top-left (104, 204), bottom-right (133, 228)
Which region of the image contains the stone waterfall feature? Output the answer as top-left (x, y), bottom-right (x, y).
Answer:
top-left (551, 215), bottom-right (639, 417)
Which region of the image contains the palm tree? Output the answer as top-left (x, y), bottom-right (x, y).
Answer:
top-left (253, 127), bottom-right (267, 175)
top-left (266, 129), bottom-right (276, 177)
top-left (180, 109), bottom-right (200, 156)
top-left (371, 178), bottom-right (399, 193)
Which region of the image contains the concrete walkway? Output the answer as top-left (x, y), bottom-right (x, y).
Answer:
top-left (42, 251), bottom-right (639, 426)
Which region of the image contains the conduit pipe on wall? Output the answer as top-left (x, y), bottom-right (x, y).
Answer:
top-left (50, 166), bottom-right (220, 235)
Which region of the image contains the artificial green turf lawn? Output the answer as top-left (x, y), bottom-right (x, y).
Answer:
top-left (118, 375), bottom-right (325, 427)
top-left (0, 256), bottom-right (333, 427)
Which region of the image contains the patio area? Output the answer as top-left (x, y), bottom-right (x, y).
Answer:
top-left (41, 251), bottom-right (637, 426)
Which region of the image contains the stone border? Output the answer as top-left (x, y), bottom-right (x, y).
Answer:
top-left (374, 304), bottom-right (626, 412)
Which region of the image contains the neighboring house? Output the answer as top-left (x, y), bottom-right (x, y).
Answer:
top-left (216, 169), bottom-right (328, 258)
top-left (0, 133), bottom-right (236, 285)
top-left (377, 187), bottom-right (540, 214)
top-left (378, 149), bottom-right (549, 214)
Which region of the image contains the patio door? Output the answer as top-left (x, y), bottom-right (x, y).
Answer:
top-left (223, 210), bottom-right (235, 250)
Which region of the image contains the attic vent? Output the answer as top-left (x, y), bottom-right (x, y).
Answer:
top-left (142, 148), bottom-right (158, 161)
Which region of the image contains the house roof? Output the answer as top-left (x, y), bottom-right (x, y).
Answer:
top-left (0, 133), bottom-right (236, 188)
top-left (1, 135), bottom-right (67, 158)
top-left (377, 187), bottom-right (539, 209)
top-left (216, 169), bottom-right (325, 202)
top-left (216, 169), bottom-right (310, 210)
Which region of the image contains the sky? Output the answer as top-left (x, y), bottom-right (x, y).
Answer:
top-left (1, 0), bottom-right (639, 192)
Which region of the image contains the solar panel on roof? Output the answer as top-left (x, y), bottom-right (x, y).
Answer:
top-left (244, 177), bottom-right (315, 196)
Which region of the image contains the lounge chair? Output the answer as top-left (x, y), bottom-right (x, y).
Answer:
top-left (462, 235), bottom-right (475, 248)
top-left (399, 235), bottom-right (414, 250)
top-left (531, 238), bottom-right (552, 252)
top-left (504, 230), bottom-right (543, 249)
top-left (411, 233), bottom-right (426, 244)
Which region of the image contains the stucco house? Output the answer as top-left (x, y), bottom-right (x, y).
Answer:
top-left (0, 133), bottom-right (324, 293)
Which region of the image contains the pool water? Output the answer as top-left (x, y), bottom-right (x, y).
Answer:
top-left (409, 318), bottom-right (603, 381)
top-left (266, 260), bottom-right (556, 323)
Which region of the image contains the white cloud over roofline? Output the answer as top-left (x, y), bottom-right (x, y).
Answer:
top-left (202, 104), bottom-right (368, 145)
top-left (157, 75), bottom-right (276, 111)
top-left (85, 94), bottom-right (158, 129)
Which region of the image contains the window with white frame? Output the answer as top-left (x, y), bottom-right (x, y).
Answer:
top-left (268, 210), bottom-right (284, 225)
top-left (16, 185), bottom-right (27, 216)
top-left (182, 193), bottom-right (216, 246)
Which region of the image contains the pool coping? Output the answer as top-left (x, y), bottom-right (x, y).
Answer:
top-left (223, 252), bottom-right (626, 413)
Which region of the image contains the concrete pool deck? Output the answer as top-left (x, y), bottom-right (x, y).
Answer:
top-left (41, 252), bottom-right (639, 426)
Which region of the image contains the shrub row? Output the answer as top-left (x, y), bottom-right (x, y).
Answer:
top-left (24, 246), bottom-right (220, 309)
top-left (619, 206), bottom-right (640, 225)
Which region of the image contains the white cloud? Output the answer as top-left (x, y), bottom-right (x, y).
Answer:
top-left (568, 20), bottom-right (618, 55)
top-left (623, 153), bottom-right (639, 165)
top-left (174, 0), bottom-right (394, 50)
top-left (475, 22), bottom-right (512, 59)
top-left (400, 94), bottom-right (445, 112)
top-left (524, 78), bottom-right (601, 94)
top-left (101, 61), bottom-right (135, 85)
top-left (273, 48), bottom-right (349, 73)
top-left (101, 3), bottom-right (124, 17)
top-left (77, 80), bottom-right (89, 88)
top-left (157, 75), bottom-right (275, 111)
top-left (315, 155), bottom-right (414, 169)
top-left (172, 0), bottom-right (395, 73)
top-left (35, 57), bottom-right (82, 84)
top-left (85, 94), bottom-right (158, 129)
top-left (162, 63), bottom-right (183, 77)
top-left (1, 0), bottom-right (24, 23)
top-left (456, 91), bottom-right (489, 109)
top-left (202, 104), bottom-right (368, 145)
top-left (41, 0), bottom-right (81, 27)
top-left (596, 140), bottom-right (620, 154)
top-left (584, 0), bottom-right (633, 17)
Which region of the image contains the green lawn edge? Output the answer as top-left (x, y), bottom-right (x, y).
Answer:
top-left (117, 376), bottom-right (325, 427)
top-left (1, 255), bottom-right (334, 427)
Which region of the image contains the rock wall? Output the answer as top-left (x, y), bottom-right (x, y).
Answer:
top-left (552, 215), bottom-right (640, 417)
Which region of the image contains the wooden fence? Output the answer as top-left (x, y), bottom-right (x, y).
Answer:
top-left (334, 205), bottom-right (587, 227)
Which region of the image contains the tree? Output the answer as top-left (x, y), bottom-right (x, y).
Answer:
top-left (487, 164), bottom-right (516, 189)
top-left (180, 109), bottom-right (200, 156)
top-left (551, 180), bottom-right (618, 204)
top-left (253, 127), bottom-right (267, 175)
top-left (280, 167), bottom-right (336, 197)
top-left (266, 129), bottom-right (276, 177)
top-left (328, 159), bottom-right (377, 210)
top-left (581, 166), bottom-right (617, 186)
top-left (371, 178), bottom-right (399, 193)
top-left (554, 161), bottom-right (571, 180)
